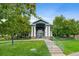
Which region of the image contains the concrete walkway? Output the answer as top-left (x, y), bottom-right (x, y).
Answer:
top-left (44, 39), bottom-right (65, 56)
top-left (69, 52), bottom-right (79, 56)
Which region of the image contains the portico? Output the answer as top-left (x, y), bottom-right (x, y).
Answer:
top-left (31, 20), bottom-right (52, 38)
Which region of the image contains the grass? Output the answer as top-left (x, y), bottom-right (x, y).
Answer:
top-left (0, 40), bottom-right (50, 56)
top-left (55, 37), bottom-right (79, 55)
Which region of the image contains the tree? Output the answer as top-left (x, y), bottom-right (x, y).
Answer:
top-left (52, 15), bottom-right (65, 37)
top-left (52, 15), bottom-right (79, 38)
top-left (0, 3), bottom-right (36, 45)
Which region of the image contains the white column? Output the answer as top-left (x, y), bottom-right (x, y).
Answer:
top-left (31, 26), bottom-right (33, 37)
top-left (45, 26), bottom-right (48, 37)
top-left (34, 25), bottom-right (36, 37)
top-left (48, 26), bottom-right (50, 37)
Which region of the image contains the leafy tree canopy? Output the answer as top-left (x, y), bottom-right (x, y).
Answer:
top-left (52, 15), bottom-right (79, 38)
top-left (0, 3), bottom-right (36, 36)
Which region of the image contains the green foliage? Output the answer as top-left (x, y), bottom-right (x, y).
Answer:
top-left (0, 4), bottom-right (36, 39)
top-left (53, 15), bottom-right (65, 36)
top-left (52, 15), bottom-right (79, 37)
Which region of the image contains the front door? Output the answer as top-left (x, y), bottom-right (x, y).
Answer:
top-left (36, 30), bottom-right (44, 38)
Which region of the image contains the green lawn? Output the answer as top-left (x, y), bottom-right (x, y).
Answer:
top-left (55, 38), bottom-right (79, 55)
top-left (0, 40), bottom-right (50, 56)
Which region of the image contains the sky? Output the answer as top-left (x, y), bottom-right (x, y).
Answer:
top-left (31, 3), bottom-right (79, 24)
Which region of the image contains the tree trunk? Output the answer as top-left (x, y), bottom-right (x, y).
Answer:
top-left (11, 33), bottom-right (15, 45)
top-left (66, 34), bottom-right (69, 38)
top-left (73, 35), bottom-right (75, 38)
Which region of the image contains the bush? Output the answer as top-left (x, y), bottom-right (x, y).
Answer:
top-left (0, 35), bottom-right (11, 41)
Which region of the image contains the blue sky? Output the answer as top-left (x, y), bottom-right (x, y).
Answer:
top-left (35, 3), bottom-right (79, 24)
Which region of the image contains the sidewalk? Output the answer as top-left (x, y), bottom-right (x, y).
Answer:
top-left (44, 39), bottom-right (65, 56)
top-left (69, 52), bottom-right (79, 56)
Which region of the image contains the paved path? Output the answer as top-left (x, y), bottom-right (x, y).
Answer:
top-left (44, 39), bottom-right (65, 56)
top-left (69, 52), bottom-right (79, 56)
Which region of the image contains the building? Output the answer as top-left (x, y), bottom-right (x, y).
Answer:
top-left (31, 19), bottom-right (52, 38)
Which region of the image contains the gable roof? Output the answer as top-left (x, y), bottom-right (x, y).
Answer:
top-left (32, 19), bottom-right (50, 25)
